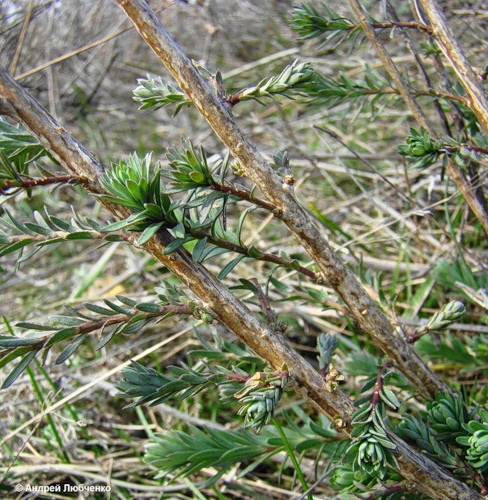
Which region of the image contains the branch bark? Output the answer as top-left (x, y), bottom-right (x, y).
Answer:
top-left (113, 0), bottom-right (449, 401)
top-left (0, 64), bottom-right (480, 500)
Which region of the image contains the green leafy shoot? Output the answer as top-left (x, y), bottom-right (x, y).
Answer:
top-left (228, 60), bottom-right (315, 105)
top-left (234, 366), bottom-right (289, 432)
top-left (307, 68), bottom-right (395, 112)
top-left (0, 291), bottom-right (193, 389)
top-left (398, 127), bottom-right (482, 170)
top-left (397, 415), bottom-right (463, 470)
top-left (132, 75), bottom-right (192, 115)
top-left (116, 360), bottom-right (228, 407)
top-left (164, 138), bottom-right (216, 192)
top-left (346, 364), bottom-right (399, 480)
top-left (290, 3), bottom-right (361, 48)
top-left (397, 395), bottom-right (488, 473)
top-left (100, 153), bottom-right (181, 243)
top-left (0, 116), bottom-right (48, 170)
top-left (145, 425), bottom-right (280, 486)
top-left (0, 208), bottom-right (127, 261)
top-left (316, 332), bottom-right (339, 376)
top-left (457, 408), bottom-right (488, 473)
top-left (408, 301), bottom-right (466, 343)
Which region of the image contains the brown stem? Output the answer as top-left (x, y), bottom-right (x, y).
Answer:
top-left (371, 360), bottom-right (393, 409)
top-left (249, 278), bottom-right (276, 325)
top-left (371, 21), bottom-right (433, 34)
top-left (189, 226), bottom-right (321, 282)
top-left (0, 174), bottom-right (80, 194)
top-left (211, 181), bottom-right (276, 213)
top-left (17, 305), bottom-right (192, 352)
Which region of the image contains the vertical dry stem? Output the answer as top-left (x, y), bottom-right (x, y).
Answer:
top-left (348, 0), bottom-right (488, 235)
top-left (417, 0), bottom-right (488, 135)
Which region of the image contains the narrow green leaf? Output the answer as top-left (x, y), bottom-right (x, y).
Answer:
top-left (44, 327), bottom-right (80, 348)
top-left (163, 237), bottom-right (187, 255)
top-left (192, 237), bottom-right (207, 262)
top-left (137, 221), bottom-right (163, 245)
top-left (65, 231), bottom-right (97, 240)
top-left (2, 350), bottom-right (37, 389)
top-left (217, 256), bottom-right (245, 280)
top-left (16, 322), bottom-right (55, 332)
top-left (0, 336), bottom-right (43, 347)
top-left (55, 333), bottom-right (88, 364)
top-left (0, 238), bottom-right (36, 257)
top-left (84, 303), bottom-right (119, 316)
top-left (135, 302), bottom-right (162, 313)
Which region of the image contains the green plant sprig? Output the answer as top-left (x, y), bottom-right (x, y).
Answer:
top-left (235, 369), bottom-right (288, 432)
top-left (457, 408), bottom-right (488, 474)
top-left (133, 75), bottom-right (192, 115)
top-left (226, 60), bottom-right (315, 105)
top-left (408, 301), bottom-right (466, 343)
top-left (133, 61), bottom-right (315, 115)
top-left (100, 153), bottom-right (184, 245)
top-left (290, 3), bottom-right (361, 47)
top-left (144, 425), bottom-right (281, 487)
top-left (290, 3), bottom-right (432, 47)
top-left (0, 208), bottom-right (130, 261)
top-left (317, 332), bottom-right (339, 376)
top-left (398, 128), bottom-right (487, 170)
top-left (0, 284), bottom-right (206, 389)
top-left (0, 116), bottom-right (49, 171)
top-left (116, 360), bottom-right (229, 407)
top-left (308, 70), bottom-right (470, 112)
top-left (117, 321), bottom-right (289, 433)
top-left (346, 361), bottom-right (399, 480)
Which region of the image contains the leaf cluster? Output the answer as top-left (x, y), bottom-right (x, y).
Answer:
top-left (0, 117), bottom-right (48, 176)
top-left (100, 153), bottom-right (181, 244)
top-left (0, 288), bottom-right (192, 389)
top-left (144, 404), bottom-right (338, 487)
top-left (230, 60), bottom-right (315, 104)
top-left (132, 75), bottom-right (191, 116)
top-left (397, 393), bottom-right (488, 476)
top-left (290, 3), bottom-right (361, 48)
top-left (117, 338), bottom-right (289, 433)
top-left (346, 369), bottom-right (399, 480)
top-left (398, 127), bottom-right (484, 170)
top-left (457, 408), bottom-right (488, 473)
top-left (307, 67), bottom-right (394, 113)
top-left (0, 208), bottom-right (125, 262)
top-left (133, 61), bottom-right (315, 114)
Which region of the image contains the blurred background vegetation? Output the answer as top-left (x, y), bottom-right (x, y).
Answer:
top-left (0, 0), bottom-right (487, 498)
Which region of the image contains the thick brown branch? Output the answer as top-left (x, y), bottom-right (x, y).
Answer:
top-left (114, 0), bottom-right (449, 401)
